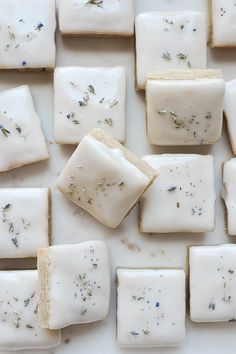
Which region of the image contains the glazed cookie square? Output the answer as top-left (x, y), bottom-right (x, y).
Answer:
top-left (117, 268), bottom-right (186, 348)
top-left (146, 70), bottom-right (225, 146)
top-left (54, 66), bottom-right (126, 144)
top-left (0, 270), bottom-right (60, 350)
top-left (38, 241), bottom-right (110, 330)
top-left (59, 0), bottom-right (134, 36)
top-left (0, 85), bottom-right (49, 172)
top-left (224, 79), bottom-right (236, 154)
top-left (0, 188), bottom-right (49, 258)
top-left (211, 0), bottom-right (236, 48)
top-left (140, 154), bottom-right (215, 233)
top-left (135, 11), bottom-right (207, 89)
top-left (190, 245), bottom-right (236, 322)
top-left (222, 158), bottom-right (236, 235)
top-left (57, 129), bottom-right (156, 228)
top-left (0, 0), bottom-right (56, 70)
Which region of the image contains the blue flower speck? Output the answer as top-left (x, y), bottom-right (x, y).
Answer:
top-left (156, 302), bottom-right (160, 308)
top-left (36, 23), bottom-right (44, 31)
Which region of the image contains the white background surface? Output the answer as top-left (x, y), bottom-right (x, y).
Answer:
top-left (0, 0), bottom-right (235, 353)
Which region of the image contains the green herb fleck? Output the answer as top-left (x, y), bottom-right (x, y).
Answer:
top-left (167, 186), bottom-right (176, 192)
top-left (0, 125), bottom-right (11, 137)
top-left (88, 85), bottom-right (95, 95)
top-left (11, 238), bottom-right (18, 248)
top-left (162, 51), bottom-right (171, 60)
top-left (109, 100), bottom-right (119, 109)
top-left (72, 120), bottom-right (80, 125)
top-left (3, 204), bottom-right (11, 212)
top-left (26, 324), bottom-right (34, 329)
top-left (104, 118), bottom-right (113, 126)
top-left (79, 94), bottom-right (89, 107)
top-left (86, 0), bottom-right (104, 8)
top-left (164, 19), bottom-right (174, 25)
top-left (177, 53), bottom-right (188, 60)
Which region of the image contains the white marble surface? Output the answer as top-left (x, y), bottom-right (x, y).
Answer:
top-left (0, 0), bottom-right (236, 353)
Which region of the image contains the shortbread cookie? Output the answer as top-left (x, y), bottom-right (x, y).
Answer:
top-left (0, 188), bottom-right (49, 258)
top-left (135, 11), bottom-right (207, 89)
top-left (59, 0), bottom-right (134, 36)
top-left (222, 158), bottom-right (236, 235)
top-left (146, 70), bottom-right (225, 145)
top-left (0, 0), bottom-right (56, 70)
top-left (38, 241), bottom-right (110, 330)
top-left (140, 154), bottom-right (215, 233)
top-left (54, 66), bottom-right (126, 144)
top-left (190, 245), bottom-right (236, 322)
top-left (224, 79), bottom-right (236, 154)
top-left (57, 129), bottom-right (157, 228)
top-left (0, 85), bottom-right (49, 172)
top-left (117, 268), bottom-right (186, 348)
top-left (210, 0), bottom-right (236, 48)
top-left (0, 270), bottom-right (60, 350)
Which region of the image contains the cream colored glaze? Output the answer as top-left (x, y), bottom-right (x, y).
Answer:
top-left (211, 0), bottom-right (236, 47)
top-left (140, 154), bottom-right (216, 233)
top-left (146, 77), bottom-right (225, 145)
top-left (135, 12), bottom-right (207, 89)
top-left (0, 188), bottom-right (49, 258)
top-left (0, 270), bottom-right (60, 350)
top-left (45, 241), bottom-right (110, 330)
top-left (54, 66), bottom-right (126, 144)
top-left (222, 158), bottom-right (236, 236)
top-left (57, 134), bottom-right (150, 228)
top-left (190, 245), bottom-right (236, 322)
top-left (59, 0), bottom-right (134, 35)
top-left (0, 0), bottom-right (56, 69)
top-left (0, 85), bottom-right (49, 172)
top-left (224, 79), bottom-right (236, 154)
top-left (117, 268), bottom-right (186, 348)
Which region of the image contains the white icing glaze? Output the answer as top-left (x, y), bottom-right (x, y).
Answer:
top-left (57, 133), bottom-right (150, 228)
top-left (222, 158), bottom-right (236, 235)
top-left (146, 77), bottom-right (225, 145)
top-left (211, 0), bottom-right (236, 47)
top-left (117, 268), bottom-right (186, 348)
top-left (44, 241), bottom-right (110, 330)
top-left (0, 85), bottom-right (49, 172)
top-left (59, 0), bottom-right (134, 35)
top-left (224, 79), bottom-right (236, 154)
top-left (0, 270), bottom-right (60, 350)
top-left (190, 245), bottom-right (236, 322)
top-left (140, 154), bottom-right (216, 233)
top-left (54, 67), bottom-right (126, 144)
top-left (135, 12), bottom-right (207, 89)
top-left (0, 188), bottom-right (49, 258)
top-left (0, 0), bottom-right (56, 69)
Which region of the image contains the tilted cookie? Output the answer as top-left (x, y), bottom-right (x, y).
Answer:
top-left (0, 0), bottom-right (56, 70)
top-left (0, 188), bottom-right (49, 258)
top-left (0, 270), bottom-right (60, 350)
top-left (146, 69), bottom-right (225, 146)
top-left (0, 85), bottom-right (49, 172)
top-left (117, 268), bottom-right (186, 348)
top-left (135, 11), bottom-right (207, 89)
top-left (59, 0), bottom-right (134, 36)
top-left (140, 154), bottom-right (216, 233)
top-left (190, 245), bottom-right (236, 322)
top-left (38, 241), bottom-right (110, 330)
top-left (222, 158), bottom-right (236, 236)
top-left (210, 0), bottom-right (236, 48)
top-left (57, 129), bottom-right (157, 228)
top-left (54, 66), bottom-right (126, 144)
